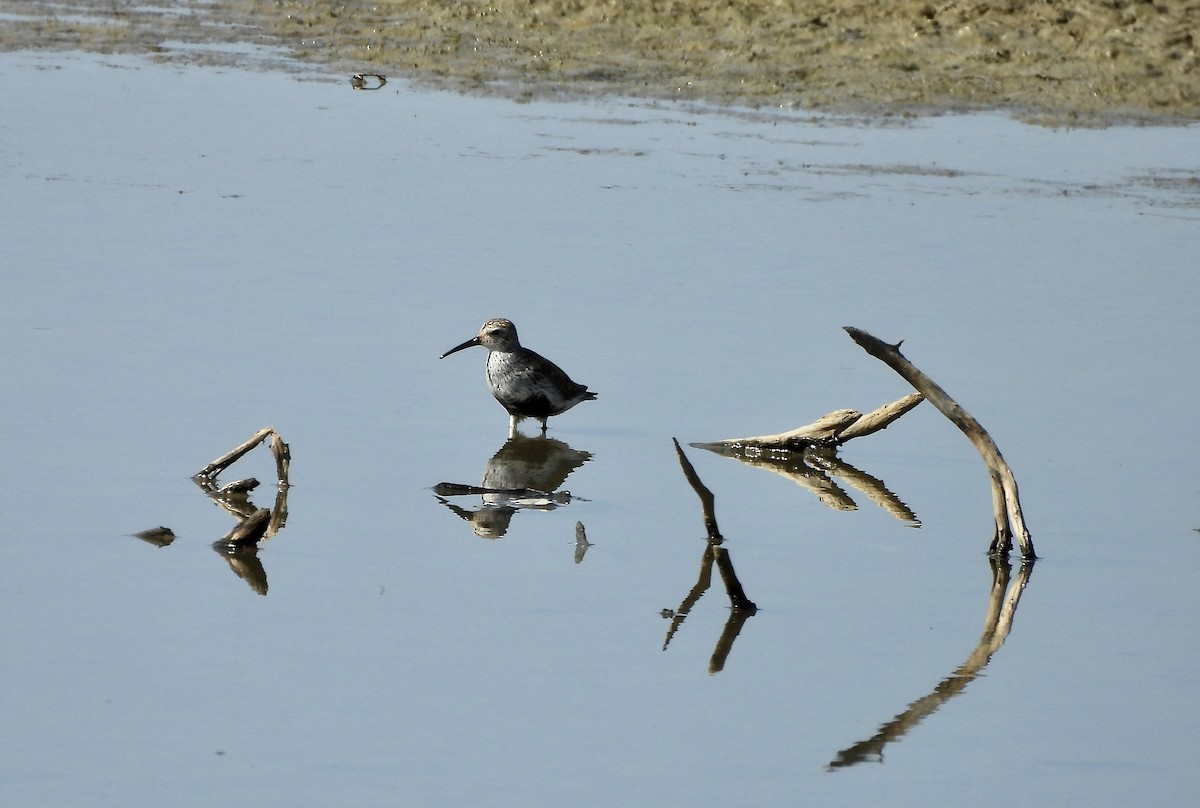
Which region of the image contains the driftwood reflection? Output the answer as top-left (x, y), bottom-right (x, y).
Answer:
top-left (692, 395), bottom-right (923, 526)
top-left (133, 427), bottom-right (290, 596)
top-left (435, 435), bottom-right (591, 546)
top-left (207, 506), bottom-right (275, 596)
top-left (828, 557), bottom-right (1035, 770)
top-left (663, 439), bottom-right (758, 674)
top-left (697, 442), bottom-right (920, 526)
top-left (215, 542), bottom-right (271, 596)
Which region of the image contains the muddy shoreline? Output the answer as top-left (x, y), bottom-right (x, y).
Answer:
top-left (4, 0), bottom-right (1198, 123)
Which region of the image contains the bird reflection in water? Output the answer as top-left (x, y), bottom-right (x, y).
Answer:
top-left (434, 434), bottom-right (592, 543)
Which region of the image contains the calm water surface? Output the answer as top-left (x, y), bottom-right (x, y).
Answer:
top-left (1, 53), bottom-right (1198, 807)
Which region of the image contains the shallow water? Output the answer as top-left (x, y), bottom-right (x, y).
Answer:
top-left (1, 52), bottom-right (1198, 807)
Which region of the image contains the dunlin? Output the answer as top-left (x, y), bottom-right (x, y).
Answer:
top-left (440, 318), bottom-right (597, 436)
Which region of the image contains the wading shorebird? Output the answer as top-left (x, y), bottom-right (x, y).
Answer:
top-left (440, 318), bottom-right (597, 437)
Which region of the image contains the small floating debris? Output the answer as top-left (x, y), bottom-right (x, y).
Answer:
top-left (133, 526), bottom-right (176, 548)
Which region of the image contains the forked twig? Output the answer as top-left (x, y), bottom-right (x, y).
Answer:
top-left (698, 394), bottom-right (923, 452)
top-left (664, 440), bottom-right (758, 674)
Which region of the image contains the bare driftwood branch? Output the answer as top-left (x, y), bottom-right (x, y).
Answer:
top-left (220, 507), bottom-right (271, 547)
top-left (689, 394), bottom-right (923, 524)
top-left (844, 327), bottom-right (1035, 559)
top-left (838, 393), bottom-right (926, 442)
top-left (195, 427), bottom-right (274, 479)
top-left (194, 428), bottom-right (292, 548)
top-left (828, 558), bottom-right (1034, 769)
top-left (673, 438), bottom-right (721, 541)
top-left (697, 394), bottom-right (923, 453)
top-left (195, 426), bottom-right (291, 488)
top-left (712, 407), bottom-right (860, 450)
top-left (270, 432), bottom-right (291, 484)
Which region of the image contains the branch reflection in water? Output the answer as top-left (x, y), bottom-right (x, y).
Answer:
top-left (827, 557), bottom-right (1035, 770)
top-left (662, 439), bottom-right (758, 675)
top-left (698, 442), bottom-right (921, 526)
top-left (132, 427), bottom-right (292, 596)
top-left (434, 435), bottom-right (592, 549)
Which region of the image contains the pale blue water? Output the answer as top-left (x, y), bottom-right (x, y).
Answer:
top-left (1, 52), bottom-right (1198, 807)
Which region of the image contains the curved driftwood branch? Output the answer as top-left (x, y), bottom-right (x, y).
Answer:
top-left (270, 432), bottom-right (291, 484)
top-left (844, 327), bottom-right (1035, 559)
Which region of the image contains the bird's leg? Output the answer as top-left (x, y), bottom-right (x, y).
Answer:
top-left (508, 415), bottom-right (519, 440)
top-left (539, 417), bottom-right (549, 434)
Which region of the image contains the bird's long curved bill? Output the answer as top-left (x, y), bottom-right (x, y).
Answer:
top-left (439, 336), bottom-right (480, 359)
